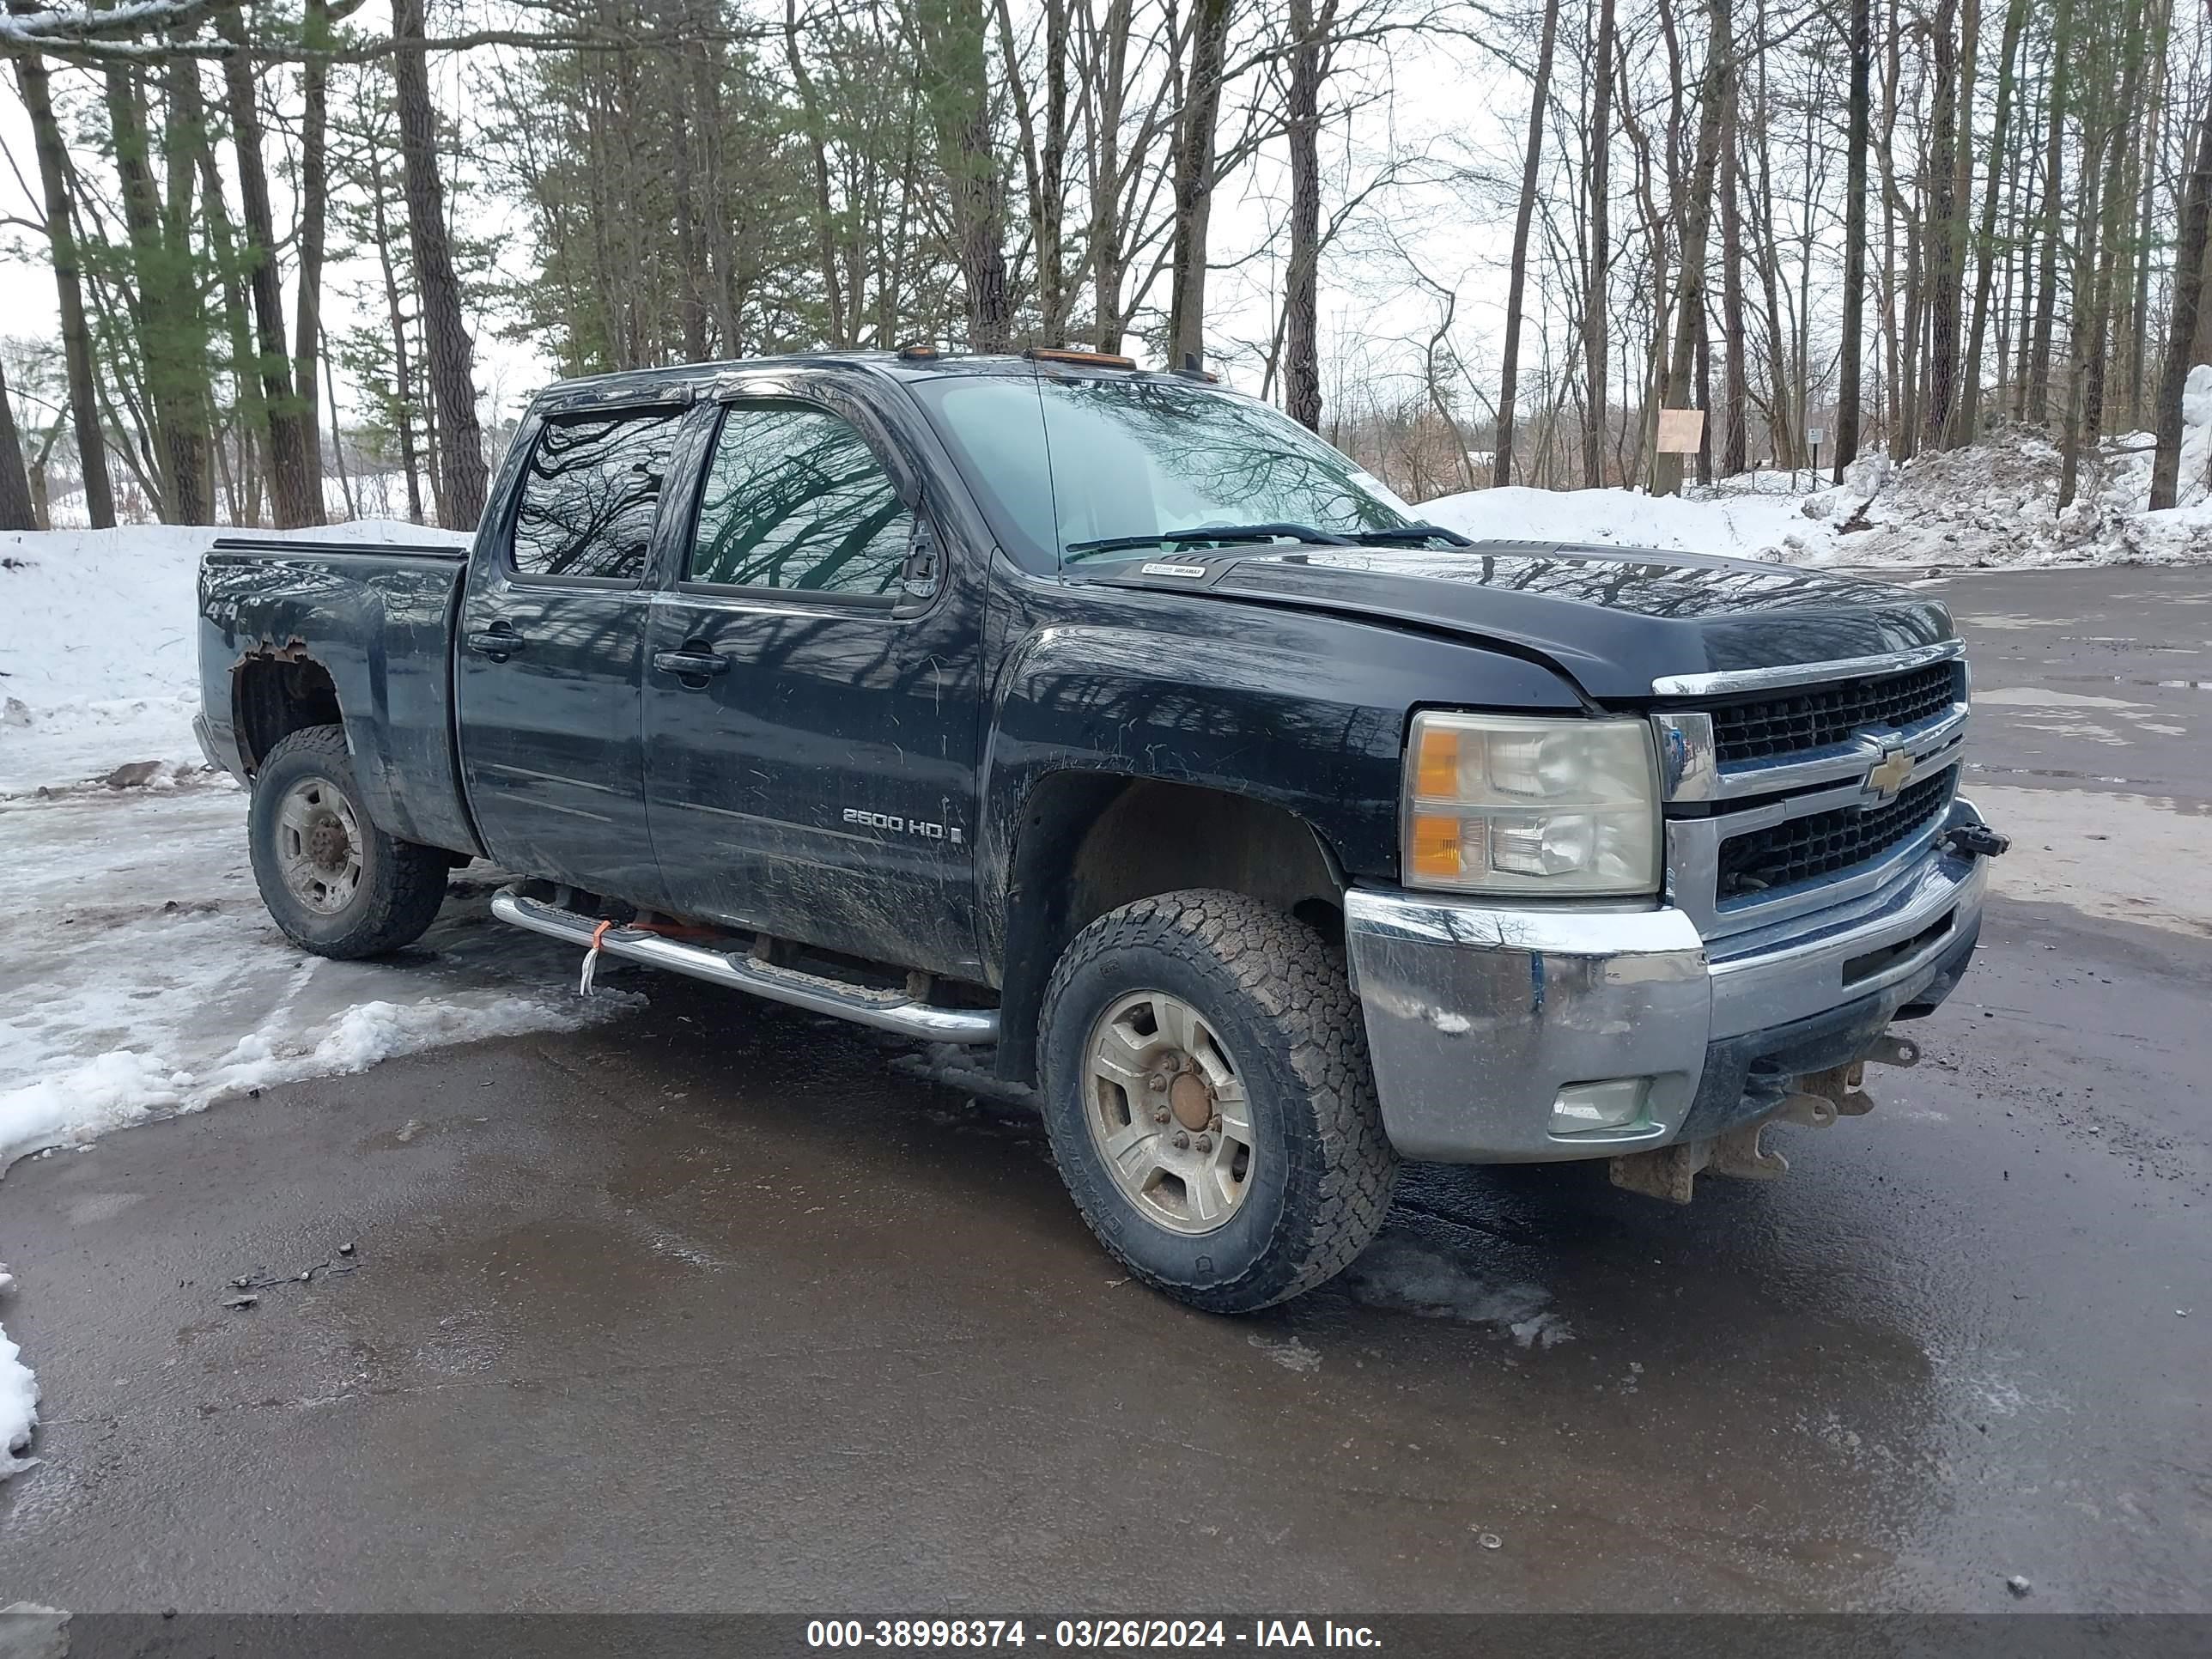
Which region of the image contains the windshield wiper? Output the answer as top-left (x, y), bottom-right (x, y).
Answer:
top-left (1063, 522), bottom-right (1356, 561)
top-left (1346, 523), bottom-right (1474, 547)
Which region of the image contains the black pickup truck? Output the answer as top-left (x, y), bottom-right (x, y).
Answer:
top-left (198, 349), bottom-right (2002, 1312)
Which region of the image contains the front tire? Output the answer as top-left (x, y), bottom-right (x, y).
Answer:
top-left (247, 724), bottom-right (449, 959)
top-left (1038, 890), bottom-right (1397, 1313)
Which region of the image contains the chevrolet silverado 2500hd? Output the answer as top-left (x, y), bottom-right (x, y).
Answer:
top-left (198, 349), bottom-right (2006, 1312)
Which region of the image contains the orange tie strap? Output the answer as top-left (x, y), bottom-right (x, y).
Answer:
top-left (579, 919), bottom-right (617, 997)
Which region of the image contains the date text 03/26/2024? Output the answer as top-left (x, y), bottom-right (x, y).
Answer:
top-left (805, 1621), bottom-right (1382, 1650)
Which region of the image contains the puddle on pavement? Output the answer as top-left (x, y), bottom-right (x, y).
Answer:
top-left (1970, 784), bottom-right (2212, 936)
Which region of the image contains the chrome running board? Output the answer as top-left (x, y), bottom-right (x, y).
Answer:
top-left (491, 887), bottom-right (1000, 1044)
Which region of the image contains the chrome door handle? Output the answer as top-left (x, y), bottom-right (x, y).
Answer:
top-left (653, 650), bottom-right (730, 679)
top-left (465, 629), bottom-right (528, 659)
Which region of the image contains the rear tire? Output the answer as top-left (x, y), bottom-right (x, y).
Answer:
top-left (1038, 889), bottom-right (1397, 1313)
top-left (248, 724), bottom-right (449, 959)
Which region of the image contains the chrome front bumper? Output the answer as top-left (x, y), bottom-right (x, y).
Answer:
top-left (1346, 799), bottom-right (1990, 1163)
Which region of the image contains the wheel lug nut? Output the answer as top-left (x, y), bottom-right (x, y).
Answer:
top-left (1208, 1113), bottom-right (1222, 1132)
top-left (1153, 1108), bottom-right (1171, 1125)
top-left (1148, 1076), bottom-right (1167, 1093)
top-left (1194, 1134), bottom-right (1212, 1153)
top-left (1172, 1132), bottom-right (1190, 1150)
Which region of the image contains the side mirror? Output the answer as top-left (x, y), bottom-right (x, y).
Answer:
top-left (900, 515), bottom-right (941, 601)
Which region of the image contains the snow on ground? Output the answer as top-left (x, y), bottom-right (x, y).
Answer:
top-left (1429, 477), bottom-right (1821, 562)
top-left (1424, 367), bottom-right (2212, 572)
top-left (0, 517), bottom-right (610, 1485)
top-left (0, 772), bottom-right (637, 1176)
top-left (0, 519), bottom-right (470, 793)
top-left (0, 1277), bottom-right (33, 1480)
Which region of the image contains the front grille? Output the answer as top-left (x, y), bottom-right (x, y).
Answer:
top-left (1717, 769), bottom-right (1954, 902)
top-left (1708, 662), bottom-right (1959, 764)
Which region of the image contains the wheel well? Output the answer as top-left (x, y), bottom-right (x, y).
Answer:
top-left (994, 775), bottom-right (1345, 1085)
top-left (233, 653), bottom-right (343, 775)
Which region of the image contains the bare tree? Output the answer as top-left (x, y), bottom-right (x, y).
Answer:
top-left (1167, 0), bottom-right (1231, 367)
top-left (1494, 0), bottom-right (1561, 485)
top-left (1580, 0), bottom-right (1616, 487)
top-left (12, 39), bottom-right (116, 527)
top-left (394, 0), bottom-right (489, 526)
top-left (1654, 0), bottom-right (1730, 496)
top-left (1832, 0), bottom-right (1871, 480)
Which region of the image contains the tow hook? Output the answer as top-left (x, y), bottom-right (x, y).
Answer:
top-left (1942, 823), bottom-right (2011, 859)
top-left (1609, 1032), bottom-right (1924, 1205)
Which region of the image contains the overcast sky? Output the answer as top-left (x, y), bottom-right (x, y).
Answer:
top-left (0, 10), bottom-right (1534, 436)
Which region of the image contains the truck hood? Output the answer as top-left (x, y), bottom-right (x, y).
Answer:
top-left (1091, 540), bottom-right (1954, 701)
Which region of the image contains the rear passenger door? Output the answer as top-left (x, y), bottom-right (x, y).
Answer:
top-left (456, 404), bottom-right (683, 907)
top-left (641, 386), bottom-right (985, 980)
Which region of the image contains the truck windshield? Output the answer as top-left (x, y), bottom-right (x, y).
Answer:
top-left (911, 374), bottom-right (1419, 569)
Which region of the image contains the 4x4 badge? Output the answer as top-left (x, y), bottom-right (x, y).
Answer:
top-left (1866, 745), bottom-right (1917, 801)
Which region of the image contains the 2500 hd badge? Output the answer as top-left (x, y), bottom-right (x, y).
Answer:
top-left (843, 806), bottom-right (964, 844)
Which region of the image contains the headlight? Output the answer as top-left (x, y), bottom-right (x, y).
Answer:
top-left (1403, 711), bottom-right (1661, 896)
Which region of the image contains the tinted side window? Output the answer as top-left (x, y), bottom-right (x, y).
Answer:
top-left (687, 404), bottom-right (913, 596)
top-left (511, 411), bottom-right (682, 580)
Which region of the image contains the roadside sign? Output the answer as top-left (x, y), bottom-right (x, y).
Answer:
top-left (1655, 408), bottom-right (1706, 453)
top-left (1807, 425), bottom-right (1826, 447)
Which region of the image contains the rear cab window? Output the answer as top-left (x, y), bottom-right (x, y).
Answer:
top-left (511, 410), bottom-right (684, 582)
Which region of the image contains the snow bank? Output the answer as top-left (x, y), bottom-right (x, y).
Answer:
top-left (1425, 481), bottom-right (1821, 563)
top-left (0, 519), bottom-right (469, 794)
top-left (0, 1297), bottom-right (33, 1482)
top-left (1419, 375), bottom-right (2212, 572)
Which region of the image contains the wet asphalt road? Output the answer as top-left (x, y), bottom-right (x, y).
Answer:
top-left (1, 568), bottom-right (2207, 1614)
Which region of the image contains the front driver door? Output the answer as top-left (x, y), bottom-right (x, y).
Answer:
top-left (641, 391), bottom-right (984, 980)
top-left (456, 404), bottom-right (683, 907)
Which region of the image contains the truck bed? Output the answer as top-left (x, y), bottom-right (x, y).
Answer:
top-left (198, 538), bottom-right (480, 857)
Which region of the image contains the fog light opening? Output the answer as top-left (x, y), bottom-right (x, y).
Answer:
top-left (1550, 1079), bottom-right (1650, 1136)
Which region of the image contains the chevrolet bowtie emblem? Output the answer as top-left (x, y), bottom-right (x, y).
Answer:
top-left (1866, 746), bottom-right (1917, 800)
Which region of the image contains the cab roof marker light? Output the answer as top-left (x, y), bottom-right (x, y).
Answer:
top-left (1023, 347), bottom-right (1139, 370)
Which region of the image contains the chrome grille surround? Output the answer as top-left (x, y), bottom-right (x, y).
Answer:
top-left (1651, 647), bottom-right (1972, 941)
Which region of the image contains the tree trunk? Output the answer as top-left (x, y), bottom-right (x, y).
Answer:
top-left (2027, 0), bottom-right (2075, 421)
top-left (1283, 0), bottom-right (1330, 431)
top-left (2124, 0), bottom-right (2172, 424)
top-left (1166, 0), bottom-right (1231, 368)
top-left (918, 0), bottom-right (1012, 351)
top-left (160, 47), bottom-right (215, 519)
top-left (1040, 0), bottom-right (1069, 343)
top-left (103, 61), bottom-right (212, 524)
top-left (1694, 297), bottom-right (1713, 484)
top-left (0, 355), bottom-right (36, 531)
top-left (786, 0), bottom-right (848, 346)
top-left (1581, 0), bottom-right (1616, 487)
top-left (13, 44), bottom-right (115, 528)
top-left (1833, 0), bottom-right (1871, 479)
top-left (216, 3), bottom-right (320, 528)
top-left (1494, 0), bottom-right (1561, 485)
top-left (393, 0), bottom-right (489, 527)
top-left (1720, 67), bottom-right (1748, 476)
top-left (1090, 0), bottom-right (1133, 352)
top-left (1951, 0), bottom-right (2028, 448)
top-left (1920, 0), bottom-right (1962, 452)
top-left (294, 0), bottom-right (332, 510)
top-left (1654, 0), bottom-right (1731, 496)
top-left (2150, 106), bottom-right (2212, 509)
top-left (361, 140), bottom-right (425, 525)
top-left (2064, 0), bottom-right (2148, 511)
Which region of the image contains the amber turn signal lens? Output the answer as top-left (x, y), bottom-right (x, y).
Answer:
top-left (1409, 812), bottom-right (1463, 880)
top-left (1414, 726), bottom-right (1461, 800)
